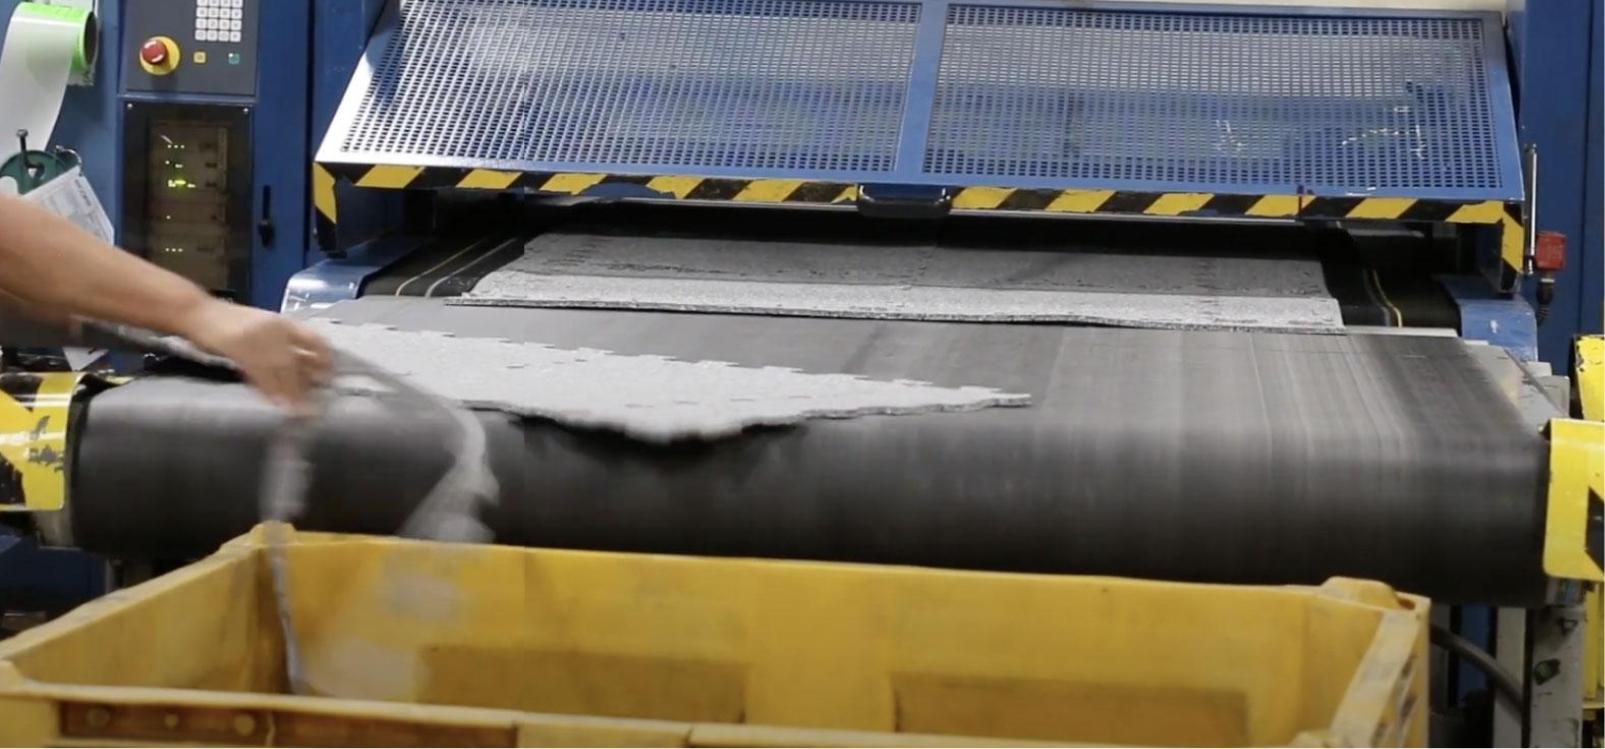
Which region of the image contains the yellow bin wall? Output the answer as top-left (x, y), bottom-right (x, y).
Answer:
top-left (0, 528), bottom-right (1428, 747)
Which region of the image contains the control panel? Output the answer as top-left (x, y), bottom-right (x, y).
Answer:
top-left (111, 1), bottom-right (311, 309)
top-left (122, 0), bottom-right (260, 97)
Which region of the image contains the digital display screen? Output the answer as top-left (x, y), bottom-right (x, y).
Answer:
top-left (144, 121), bottom-right (231, 291)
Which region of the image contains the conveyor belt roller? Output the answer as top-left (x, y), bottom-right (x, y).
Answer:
top-left (69, 298), bottom-right (1550, 605)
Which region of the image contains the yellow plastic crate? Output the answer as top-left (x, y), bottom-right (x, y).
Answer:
top-left (0, 528), bottom-right (1427, 747)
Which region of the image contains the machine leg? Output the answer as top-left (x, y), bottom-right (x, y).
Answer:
top-left (1529, 602), bottom-right (1588, 747)
top-left (1495, 607), bottom-right (1528, 747)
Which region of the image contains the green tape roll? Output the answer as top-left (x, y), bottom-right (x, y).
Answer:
top-left (13, 2), bottom-right (96, 75)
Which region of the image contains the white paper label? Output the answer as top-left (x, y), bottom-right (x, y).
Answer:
top-left (21, 166), bottom-right (113, 243)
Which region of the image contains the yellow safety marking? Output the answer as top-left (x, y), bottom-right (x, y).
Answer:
top-left (1143, 193), bottom-right (1214, 216)
top-left (646, 176), bottom-right (703, 199)
top-left (1578, 336), bottom-right (1603, 421)
top-left (539, 173), bottom-right (607, 194)
top-left (0, 374), bottom-right (85, 512)
top-left (1247, 195), bottom-right (1301, 217)
top-left (951, 187), bottom-right (1013, 210)
top-left (1046, 189), bottom-right (1115, 214)
top-left (1346, 198), bottom-right (1417, 220)
top-left (312, 164), bottom-right (337, 222)
top-left (355, 165), bottom-right (424, 189)
top-left (735, 180), bottom-right (804, 203)
top-left (1500, 214), bottom-right (1526, 279)
top-left (1544, 419), bottom-right (1604, 581)
top-left (833, 185), bottom-right (859, 203)
top-left (1446, 200), bottom-right (1505, 224)
top-left (457, 169), bottom-right (520, 190)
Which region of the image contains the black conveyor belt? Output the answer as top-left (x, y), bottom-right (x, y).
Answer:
top-left (70, 298), bottom-right (1549, 604)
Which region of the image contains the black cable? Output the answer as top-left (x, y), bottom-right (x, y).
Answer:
top-left (1431, 623), bottom-right (1525, 708)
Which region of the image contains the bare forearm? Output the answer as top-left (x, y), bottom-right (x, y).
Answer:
top-left (0, 194), bottom-right (213, 338)
top-left (0, 195), bottom-right (331, 407)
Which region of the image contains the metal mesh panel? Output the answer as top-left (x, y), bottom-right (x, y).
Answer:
top-left (339, 0), bottom-right (920, 174)
top-left (925, 6), bottom-right (1502, 193)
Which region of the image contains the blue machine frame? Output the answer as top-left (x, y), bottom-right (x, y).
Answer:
top-left (308, 0), bottom-right (1536, 303)
top-left (5, 0), bottom-right (1593, 350)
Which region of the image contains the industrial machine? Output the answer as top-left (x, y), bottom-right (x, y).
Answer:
top-left (1, 0), bottom-right (1601, 746)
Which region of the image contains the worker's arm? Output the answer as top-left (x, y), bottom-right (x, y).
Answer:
top-left (0, 193), bottom-right (330, 408)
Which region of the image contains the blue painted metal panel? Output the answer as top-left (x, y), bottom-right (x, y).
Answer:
top-left (895, 0), bottom-right (948, 174)
top-left (0, 0), bottom-right (124, 238)
top-left (1440, 274), bottom-right (1540, 362)
top-left (1583, 3), bottom-right (1603, 343)
top-left (1508, 0), bottom-right (1600, 364)
top-left (0, 532), bottom-right (107, 614)
top-left (321, 0), bottom-right (1524, 202)
top-left (249, 0), bottom-right (313, 308)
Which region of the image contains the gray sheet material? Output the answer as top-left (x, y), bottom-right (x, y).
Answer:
top-left (455, 232), bottom-right (1345, 332)
top-left (306, 319), bottom-right (1028, 442)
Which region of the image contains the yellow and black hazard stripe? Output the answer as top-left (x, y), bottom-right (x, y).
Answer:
top-left (314, 162), bottom-right (1528, 285)
top-left (946, 189), bottom-right (1524, 291)
top-left (316, 161), bottom-right (1517, 223)
top-left (316, 163), bottom-right (861, 206)
top-left (948, 187), bottom-right (1520, 224)
top-left (312, 164), bottom-right (860, 252)
top-left (0, 372), bottom-right (90, 512)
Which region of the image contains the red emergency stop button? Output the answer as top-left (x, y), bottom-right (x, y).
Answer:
top-left (139, 39), bottom-right (167, 65)
top-left (139, 36), bottom-right (180, 76)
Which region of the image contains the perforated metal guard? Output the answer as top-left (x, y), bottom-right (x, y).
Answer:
top-left (322, 0), bottom-right (1521, 201)
top-left (338, 0), bottom-right (920, 175)
top-left (926, 6), bottom-right (1505, 194)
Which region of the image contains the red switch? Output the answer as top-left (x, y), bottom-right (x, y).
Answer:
top-left (140, 39), bottom-right (168, 66)
top-left (139, 36), bottom-right (179, 75)
top-left (1535, 231), bottom-right (1567, 272)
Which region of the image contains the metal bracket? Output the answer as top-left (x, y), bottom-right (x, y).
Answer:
top-left (855, 183), bottom-right (951, 220)
top-left (1543, 419), bottom-right (1604, 585)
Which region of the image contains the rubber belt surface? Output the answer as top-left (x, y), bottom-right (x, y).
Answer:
top-left (69, 298), bottom-right (1549, 604)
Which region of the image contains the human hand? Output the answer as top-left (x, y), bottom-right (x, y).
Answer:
top-left (179, 299), bottom-right (333, 411)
